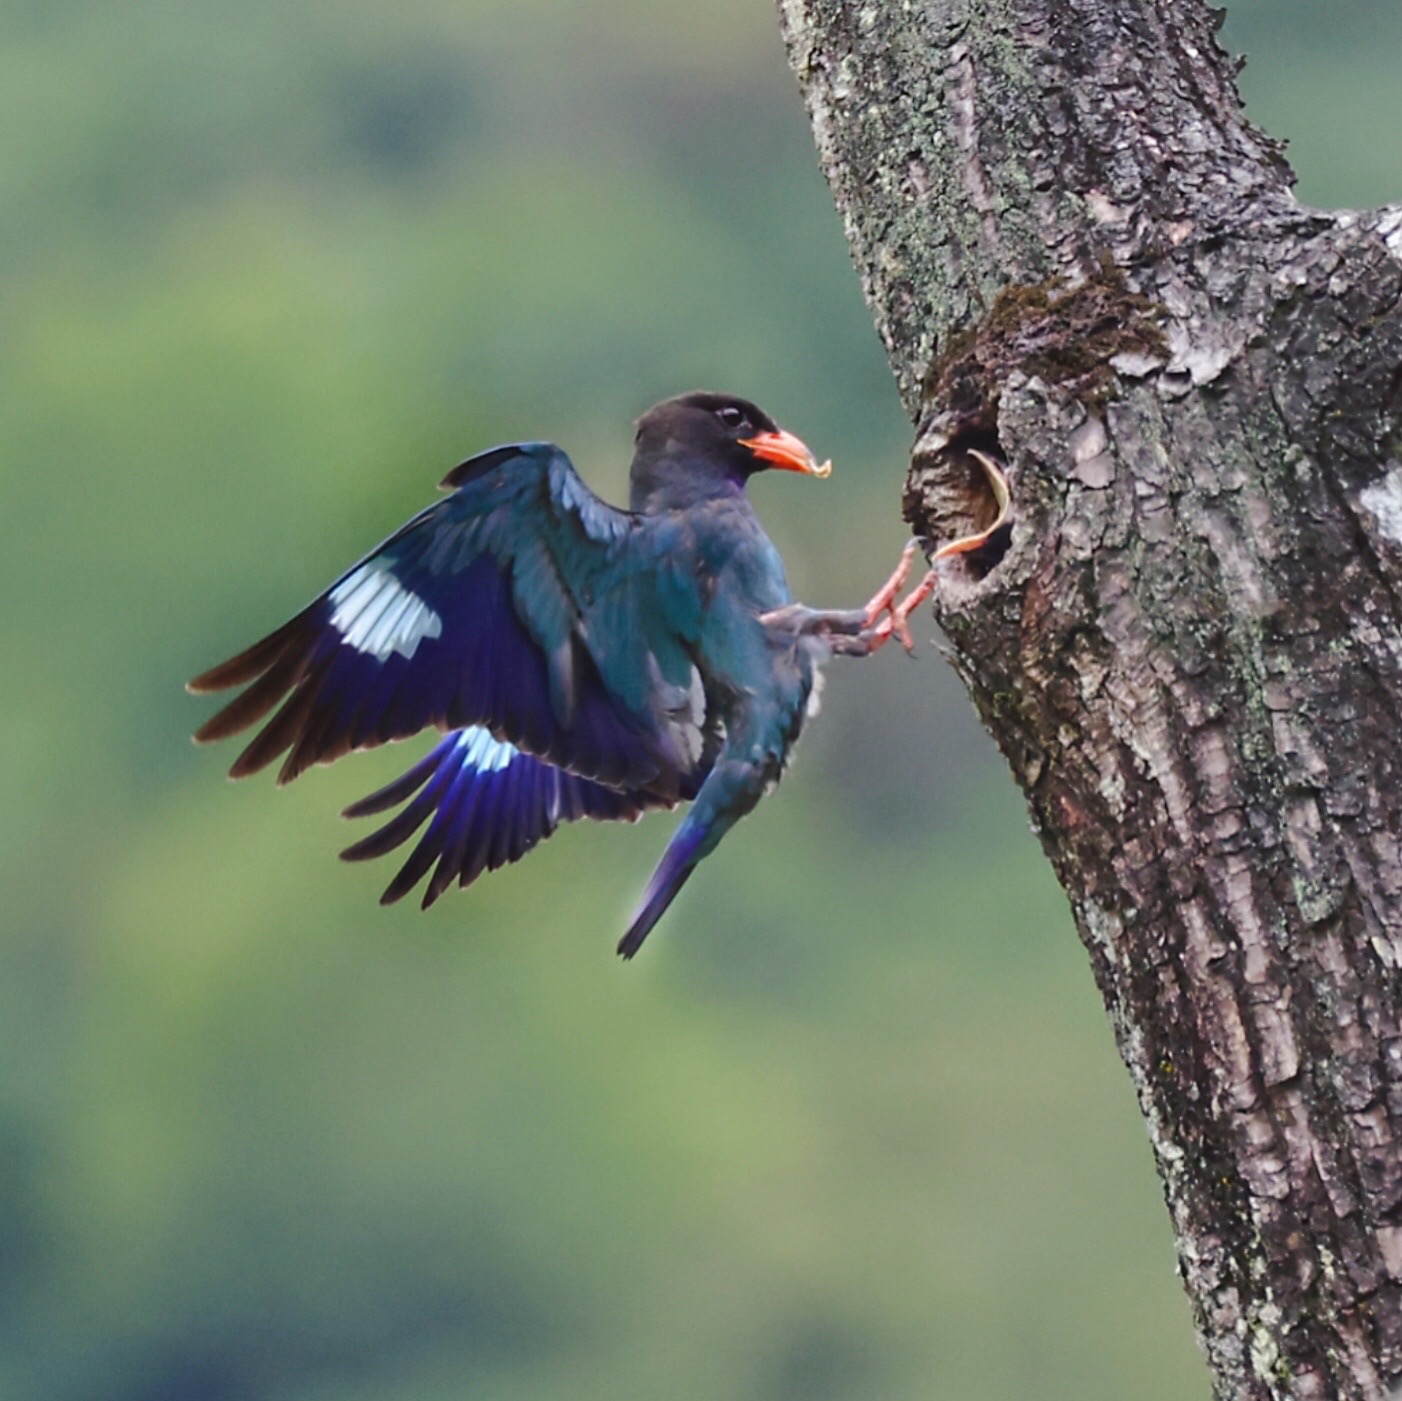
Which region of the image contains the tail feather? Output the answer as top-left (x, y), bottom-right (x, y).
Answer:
top-left (617, 819), bottom-right (707, 960)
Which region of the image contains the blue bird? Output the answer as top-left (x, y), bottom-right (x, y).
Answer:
top-left (189, 392), bottom-right (952, 957)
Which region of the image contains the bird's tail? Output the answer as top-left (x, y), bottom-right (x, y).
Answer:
top-left (617, 816), bottom-right (708, 959)
top-left (618, 746), bottom-right (780, 959)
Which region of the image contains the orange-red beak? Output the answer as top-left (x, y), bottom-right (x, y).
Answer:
top-left (739, 428), bottom-right (832, 478)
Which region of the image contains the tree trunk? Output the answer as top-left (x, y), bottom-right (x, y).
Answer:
top-left (775, 1), bottom-right (1402, 1396)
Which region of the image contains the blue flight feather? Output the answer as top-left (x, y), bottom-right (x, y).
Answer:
top-left (341, 725), bottom-right (670, 909)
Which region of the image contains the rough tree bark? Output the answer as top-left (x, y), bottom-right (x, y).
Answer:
top-left (775, 2), bottom-right (1402, 1397)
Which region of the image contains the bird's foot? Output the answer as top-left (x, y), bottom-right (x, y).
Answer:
top-left (862, 539), bottom-right (921, 628)
top-left (855, 537), bottom-right (936, 654)
top-left (862, 450), bottom-right (1013, 653)
top-left (768, 580), bottom-right (933, 657)
top-left (866, 569), bottom-right (938, 653)
top-left (766, 449), bottom-right (1011, 657)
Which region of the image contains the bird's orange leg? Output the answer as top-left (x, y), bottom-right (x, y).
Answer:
top-left (872, 569), bottom-right (938, 652)
top-left (764, 451), bottom-right (1011, 655)
top-left (862, 539), bottom-right (921, 627)
top-left (865, 449), bottom-right (1013, 652)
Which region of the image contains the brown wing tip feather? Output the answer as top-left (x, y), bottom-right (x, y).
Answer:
top-left (186, 615), bottom-right (308, 694)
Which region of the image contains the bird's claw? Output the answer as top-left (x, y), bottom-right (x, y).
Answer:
top-left (863, 571), bottom-right (935, 653)
top-left (860, 538), bottom-right (929, 651)
top-left (858, 537), bottom-right (937, 653)
top-left (863, 450), bottom-right (1013, 653)
top-left (862, 538), bottom-right (922, 628)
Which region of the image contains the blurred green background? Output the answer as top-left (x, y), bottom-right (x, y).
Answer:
top-left (2, 1), bottom-right (1396, 1397)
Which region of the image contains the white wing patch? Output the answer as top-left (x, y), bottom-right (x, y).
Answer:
top-left (329, 565), bottom-right (444, 661)
top-left (452, 726), bottom-right (561, 822)
top-left (453, 725), bottom-right (516, 773)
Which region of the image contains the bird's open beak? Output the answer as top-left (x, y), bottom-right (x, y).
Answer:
top-left (740, 428), bottom-right (832, 478)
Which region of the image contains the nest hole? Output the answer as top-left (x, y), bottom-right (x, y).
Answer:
top-left (905, 421), bottom-right (1012, 580)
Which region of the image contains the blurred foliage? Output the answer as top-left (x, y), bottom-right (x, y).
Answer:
top-left (1, 1), bottom-right (1396, 1397)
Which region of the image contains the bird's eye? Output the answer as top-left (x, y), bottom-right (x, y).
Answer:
top-left (716, 405), bottom-right (746, 430)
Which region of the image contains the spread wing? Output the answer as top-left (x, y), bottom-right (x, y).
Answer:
top-left (338, 725), bottom-right (679, 910)
top-left (188, 442), bottom-right (710, 795)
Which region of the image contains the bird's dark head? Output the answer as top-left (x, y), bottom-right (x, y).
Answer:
top-left (629, 391), bottom-right (830, 512)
